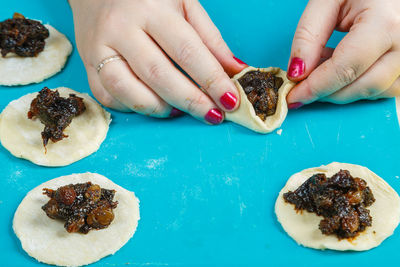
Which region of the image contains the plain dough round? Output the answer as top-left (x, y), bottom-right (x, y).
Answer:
top-left (225, 66), bottom-right (295, 133)
top-left (0, 24), bottom-right (72, 86)
top-left (0, 87), bottom-right (111, 167)
top-left (13, 172), bottom-right (140, 267)
top-left (275, 162), bottom-right (400, 251)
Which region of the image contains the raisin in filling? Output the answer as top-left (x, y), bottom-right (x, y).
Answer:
top-left (42, 182), bottom-right (118, 234)
top-left (238, 71), bottom-right (284, 121)
top-left (283, 170), bottom-right (375, 239)
top-left (28, 87), bottom-right (86, 148)
top-left (0, 13), bottom-right (49, 57)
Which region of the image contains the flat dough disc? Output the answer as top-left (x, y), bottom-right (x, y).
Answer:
top-left (226, 66), bottom-right (295, 133)
top-left (0, 87), bottom-right (111, 166)
top-left (275, 162), bottom-right (400, 251)
top-left (13, 173), bottom-right (140, 267)
top-left (0, 24), bottom-right (72, 86)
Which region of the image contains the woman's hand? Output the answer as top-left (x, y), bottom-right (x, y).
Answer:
top-left (69, 0), bottom-right (247, 124)
top-left (286, 0), bottom-right (400, 108)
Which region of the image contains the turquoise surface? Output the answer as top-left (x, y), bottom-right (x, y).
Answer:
top-left (1, 1), bottom-right (400, 266)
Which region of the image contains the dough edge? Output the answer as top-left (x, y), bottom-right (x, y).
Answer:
top-left (0, 87), bottom-right (111, 167)
top-left (226, 66), bottom-right (295, 133)
top-left (275, 162), bottom-right (400, 251)
top-left (0, 24), bottom-right (72, 86)
top-left (13, 172), bottom-right (140, 267)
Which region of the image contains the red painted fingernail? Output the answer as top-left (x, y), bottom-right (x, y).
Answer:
top-left (288, 57), bottom-right (305, 78)
top-left (288, 102), bottom-right (303, 110)
top-left (220, 92), bottom-right (237, 110)
top-left (205, 108), bottom-right (223, 125)
top-left (170, 108), bottom-right (184, 117)
top-left (233, 56), bottom-right (247, 65)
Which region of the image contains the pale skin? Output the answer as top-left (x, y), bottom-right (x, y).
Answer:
top-left (287, 0), bottom-right (400, 106)
top-left (69, 0), bottom-right (245, 125)
top-left (70, 0), bottom-right (400, 124)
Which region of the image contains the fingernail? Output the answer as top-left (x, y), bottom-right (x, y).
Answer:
top-left (233, 56), bottom-right (247, 65)
top-left (288, 57), bottom-right (305, 78)
top-left (220, 92), bottom-right (237, 110)
top-left (170, 108), bottom-right (184, 117)
top-left (205, 108), bottom-right (223, 125)
top-left (288, 102), bottom-right (303, 110)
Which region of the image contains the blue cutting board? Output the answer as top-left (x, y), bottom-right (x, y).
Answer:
top-left (1, 1), bottom-right (400, 266)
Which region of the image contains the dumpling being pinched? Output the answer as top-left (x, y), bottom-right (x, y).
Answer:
top-left (226, 66), bottom-right (295, 133)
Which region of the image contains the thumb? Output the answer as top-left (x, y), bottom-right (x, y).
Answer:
top-left (287, 0), bottom-right (340, 82)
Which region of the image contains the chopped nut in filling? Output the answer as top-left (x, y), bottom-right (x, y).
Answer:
top-left (0, 13), bottom-right (49, 57)
top-left (283, 170), bottom-right (375, 239)
top-left (42, 182), bottom-right (118, 234)
top-left (28, 87), bottom-right (86, 148)
top-left (238, 71), bottom-right (284, 120)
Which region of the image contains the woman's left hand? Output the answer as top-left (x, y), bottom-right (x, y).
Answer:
top-left (286, 0), bottom-right (400, 107)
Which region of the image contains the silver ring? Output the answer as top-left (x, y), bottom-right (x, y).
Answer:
top-left (96, 55), bottom-right (126, 73)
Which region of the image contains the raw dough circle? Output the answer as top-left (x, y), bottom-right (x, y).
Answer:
top-left (226, 66), bottom-right (295, 134)
top-left (0, 24), bottom-right (72, 86)
top-left (13, 173), bottom-right (140, 267)
top-left (0, 87), bottom-right (111, 166)
top-left (275, 162), bottom-right (400, 251)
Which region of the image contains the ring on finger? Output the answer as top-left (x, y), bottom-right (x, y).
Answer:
top-left (96, 55), bottom-right (126, 73)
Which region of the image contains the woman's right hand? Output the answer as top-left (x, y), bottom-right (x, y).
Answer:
top-left (69, 0), bottom-right (247, 124)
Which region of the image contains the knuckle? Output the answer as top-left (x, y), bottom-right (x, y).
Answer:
top-left (201, 70), bottom-right (225, 92)
top-left (294, 26), bottom-right (321, 47)
top-left (185, 93), bottom-right (207, 114)
top-left (144, 61), bottom-right (168, 82)
top-left (333, 62), bottom-right (359, 85)
top-left (176, 40), bottom-right (199, 66)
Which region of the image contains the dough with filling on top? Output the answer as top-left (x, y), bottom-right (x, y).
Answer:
top-left (0, 24), bottom-right (72, 86)
top-left (13, 172), bottom-right (140, 267)
top-left (275, 162), bottom-right (400, 251)
top-left (0, 87), bottom-right (111, 166)
top-left (226, 66), bottom-right (295, 133)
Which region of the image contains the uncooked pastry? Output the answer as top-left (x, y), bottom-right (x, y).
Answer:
top-left (226, 66), bottom-right (295, 133)
top-left (13, 172), bottom-right (140, 267)
top-left (0, 87), bottom-right (111, 166)
top-left (0, 24), bottom-right (72, 86)
top-left (275, 162), bottom-right (400, 251)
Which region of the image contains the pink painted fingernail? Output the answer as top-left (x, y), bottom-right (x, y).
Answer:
top-left (205, 108), bottom-right (223, 124)
top-left (233, 56), bottom-right (247, 65)
top-left (288, 57), bottom-right (305, 78)
top-left (170, 108), bottom-right (184, 117)
top-left (288, 102), bottom-right (303, 110)
top-left (220, 92), bottom-right (237, 110)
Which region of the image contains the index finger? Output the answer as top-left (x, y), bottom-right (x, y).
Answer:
top-left (145, 10), bottom-right (240, 112)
